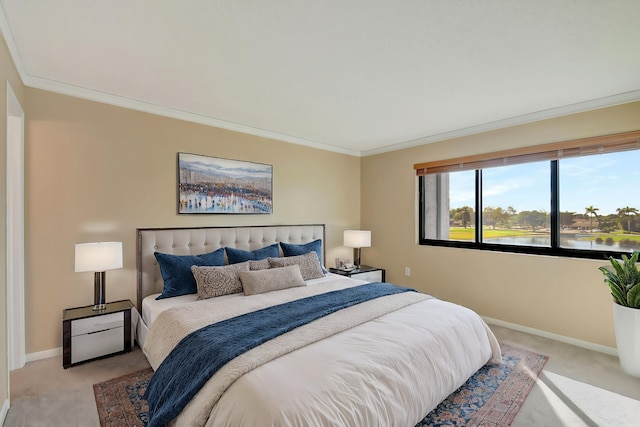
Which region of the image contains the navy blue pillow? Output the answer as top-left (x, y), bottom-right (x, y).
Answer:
top-left (154, 248), bottom-right (225, 299)
top-left (280, 239), bottom-right (327, 273)
top-left (225, 243), bottom-right (280, 265)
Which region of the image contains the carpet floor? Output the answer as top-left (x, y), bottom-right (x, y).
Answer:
top-left (93, 344), bottom-right (547, 427)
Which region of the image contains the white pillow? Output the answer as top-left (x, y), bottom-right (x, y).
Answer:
top-left (239, 265), bottom-right (306, 296)
top-left (267, 251), bottom-right (324, 280)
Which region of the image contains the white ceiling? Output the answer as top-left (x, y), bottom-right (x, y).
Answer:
top-left (1, 1), bottom-right (640, 156)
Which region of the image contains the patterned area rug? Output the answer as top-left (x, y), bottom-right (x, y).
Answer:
top-left (93, 343), bottom-right (547, 427)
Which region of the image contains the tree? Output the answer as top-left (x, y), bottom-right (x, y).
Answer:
top-left (560, 211), bottom-right (576, 230)
top-left (616, 206), bottom-right (639, 233)
top-left (460, 206), bottom-right (472, 228)
top-left (504, 206), bottom-right (517, 229)
top-left (598, 215), bottom-right (621, 233)
top-left (450, 206), bottom-right (474, 228)
top-left (483, 206), bottom-right (505, 230)
top-left (518, 210), bottom-right (548, 231)
top-left (584, 206), bottom-right (599, 231)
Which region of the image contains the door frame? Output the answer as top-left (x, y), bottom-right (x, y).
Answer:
top-left (6, 81), bottom-right (25, 371)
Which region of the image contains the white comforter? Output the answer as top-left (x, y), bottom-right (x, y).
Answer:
top-left (143, 275), bottom-right (501, 427)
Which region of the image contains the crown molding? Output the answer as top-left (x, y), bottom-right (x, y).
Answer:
top-left (0, 3), bottom-right (28, 81)
top-left (22, 74), bottom-right (361, 157)
top-left (21, 72), bottom-right (640, 159)
top-left (15, 70), bottom-right (640, 161)
top-left (362, 90), bottom-right (640, 157)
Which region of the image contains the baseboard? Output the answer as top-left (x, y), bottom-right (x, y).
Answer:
top-left (25, 346), bottom-right (62, 363)
top-left (482, 316), bottom-right (618, 357)
top-left (0, 398), bottom-right (9, 425)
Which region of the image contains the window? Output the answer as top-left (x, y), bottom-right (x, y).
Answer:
top-left (416, 131), bottom-right (640, 259)
top-left (482, 161), bottom-right (550, 248)
top-left (558, 151), bottom-right (640, 253)
top-left (422, 170), bottom-right (476, 242)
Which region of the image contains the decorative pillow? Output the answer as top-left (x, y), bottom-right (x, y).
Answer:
top-left (191, 262), bottom-right (250, 299)
top-left (154, 248), bottom-right (225, 299)
top-left (268, 251), bottom-right (324, 281)
top-left (249, 259), bottom-right (270, 271)
top-left (225, 243), bottom-right (280, 264)
top-left (279, 239), bottom-right (327, 273)
top-left (239, 265), bottom-right (306, 296)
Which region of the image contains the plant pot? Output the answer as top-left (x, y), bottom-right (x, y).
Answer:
top-left (613, 302), bottom-right (640, 378)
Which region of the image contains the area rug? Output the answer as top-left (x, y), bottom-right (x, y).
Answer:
top-left (93, 343), bottom-right (547, 427)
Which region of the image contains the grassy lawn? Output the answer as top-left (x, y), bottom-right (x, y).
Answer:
top-left (449, 227), bottom-right (548, 240)
top-left (586, 232), bottom-right (640, 243)
top-left (449, 227), bottom-right (640, 243)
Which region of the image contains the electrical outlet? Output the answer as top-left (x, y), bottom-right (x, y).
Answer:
top-left (404, 267), bottom-right (411, 276)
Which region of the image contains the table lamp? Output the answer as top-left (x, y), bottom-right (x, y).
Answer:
top-left (343, 230), bottom-right (371, 269)
top-left (75, 242), bottom-right (123, 310)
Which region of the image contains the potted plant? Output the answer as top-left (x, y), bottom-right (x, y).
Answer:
top-left (599, 251), bottom-right (640, 377)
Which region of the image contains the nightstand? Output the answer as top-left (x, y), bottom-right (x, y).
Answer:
top-left (329, 265), bottom-right (386, 283)
top-left (62, 299), bottom-right (133, 368)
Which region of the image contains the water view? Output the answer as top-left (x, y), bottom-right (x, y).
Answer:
top-left (482, 234), bottom-right (637, 252)
top-left (441, 151), bottom-right (640, 254)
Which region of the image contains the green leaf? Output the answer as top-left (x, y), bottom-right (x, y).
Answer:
top-left (610, 285), bottom-right (627, 306)
top-left (628, 283), bottom-right (640, 308)
top-left (599, 252), bottom-right (640, 307)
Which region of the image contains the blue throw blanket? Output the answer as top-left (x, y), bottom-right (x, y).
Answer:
top-left (145, 282), bottom-right (415, 427)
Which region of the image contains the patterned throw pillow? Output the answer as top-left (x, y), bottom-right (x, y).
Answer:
top-left (239, 265), bottom-right (306, 296)
top-left (249, 259), bottom-right (270, 271)
top-left (279, 239), bottom-right (328, 273)
top-left (191, 262), bottom-right (250, 299)
top-left (267, 251), bottom-right (324, 281)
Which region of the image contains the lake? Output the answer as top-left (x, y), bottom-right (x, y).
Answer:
top-left (483, 235), bottom-right (630, 252)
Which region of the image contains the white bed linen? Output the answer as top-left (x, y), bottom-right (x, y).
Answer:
top-left (137, 293), bottom-right (198, 348)
top-left (143, 274), bottom-right (501, 427)
top-left (138, 275), bottom-right (340, 347)
top-left (210, 299), bottom-right (499, 427)
top-left (142, 292), bottom-right (198, 327)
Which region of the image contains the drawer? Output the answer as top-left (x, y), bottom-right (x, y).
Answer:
top-left (351, 270), bottom-right (383, 282)
top-left (71, 312), bottom-right (123, 336)
top-left (71, 326), bottom-right (124, 364)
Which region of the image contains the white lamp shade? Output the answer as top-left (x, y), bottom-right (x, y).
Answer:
top-left (75, 242), bottom-right (123, 272)
top-left (343, 230), bottom-right (371, 248)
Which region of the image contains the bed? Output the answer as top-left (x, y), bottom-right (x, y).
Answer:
top-left (136, 224), bottom-right (501, 427)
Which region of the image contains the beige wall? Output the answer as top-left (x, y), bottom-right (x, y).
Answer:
top-left (24, 88), bottom-right (360, 353)
top-left (1, 30), bottom-right (25, 410)
top-left (361, 101), bottom-right (640, 348)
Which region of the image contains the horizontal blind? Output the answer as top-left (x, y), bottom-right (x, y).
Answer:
top-left (414, 130), bottom-right (640, 176)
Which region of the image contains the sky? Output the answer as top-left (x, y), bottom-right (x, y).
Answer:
top-left (449, 150), bottom-right (640, 216)
top-left (179, 153), bottom-right (272, 180)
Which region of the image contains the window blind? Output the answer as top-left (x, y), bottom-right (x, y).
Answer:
top-left (414, 130), bottom-right (640, 176)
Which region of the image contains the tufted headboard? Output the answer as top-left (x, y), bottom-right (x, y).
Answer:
top-left (136, 224), bottom-right (325, 312)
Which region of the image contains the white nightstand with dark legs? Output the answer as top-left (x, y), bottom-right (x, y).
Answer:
top-left (329, 265), bottom-right (386, 283)
top-left (62, 299), bottom-right (133, 368)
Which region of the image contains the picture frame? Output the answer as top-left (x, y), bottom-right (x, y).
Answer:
top-left (335, 258), bottom-right (354, 270)
top-left (178, 152), bottom-right (273, 214)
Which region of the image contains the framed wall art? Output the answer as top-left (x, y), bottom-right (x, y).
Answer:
top-left (178, 153), bottom-right (273, 214)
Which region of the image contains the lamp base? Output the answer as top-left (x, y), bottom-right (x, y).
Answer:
top-left (93, 271), bottom-right (107, 311)
top-left (353, 247), bottom-right (362, 269)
